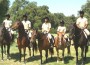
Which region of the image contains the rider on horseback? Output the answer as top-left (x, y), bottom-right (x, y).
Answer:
top-left (57, 20), bottom-right (66, 39)
top-left (22, 14), bottom-right (31, 38)
top-left (76, 10), bottom-right (90, 41)
top-left (42, 17), bottom-right (54, 48)
top-left (3, 14), bottom-right (14, 40)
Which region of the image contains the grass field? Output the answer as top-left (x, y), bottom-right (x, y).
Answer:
top-left (0, 40), bottom-right (90, 65)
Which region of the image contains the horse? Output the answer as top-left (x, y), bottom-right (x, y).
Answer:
top-left (0, 25), bottom-right (12, 60)
top-left (54, 32), bottom-right (71, 63)
top-left (36, 31), bottom-right (54, 64)
top-left (69, 23), bottom-right (88, 65)
top-left (29, 29), bottom-right (38, 56)
top-left (11, 21), bottom-right (31, 63)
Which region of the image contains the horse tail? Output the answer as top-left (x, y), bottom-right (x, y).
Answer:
top-left (49, 48), bottom-right (54, 55)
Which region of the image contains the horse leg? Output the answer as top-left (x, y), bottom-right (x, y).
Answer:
top-left (33, 45), bottom-right (34, 57)
top-left (62, 49), bottom-right (65, 63)
top-left (45, 50), bottom-right (48, 63)
top-left (1, 44), bottom-right (3, 61)
top-left (4, 45), bottom-right (6, 55)
top-left (39, 50), bottom-right (42, 64)
top-left (51, 53), bottom-right (53, 59)
top-left (7, 44), bottom-right (10, 60)
top-left (75, 47), bottom-right (78, 65)
top-left (19, 48), bottom-right (21, 62)
top-left (23, 47), bottom-right (26, 64)
top-left (81, 47), bottom-right (84, 65)
top-left (84, 46), bottom-right (88, 60)
top-left (56, 48), bottom-right (59, 63)
top-left (67, 46), bottom-right (71, 56)
top-left (28, 46), bottom-right (31, 56)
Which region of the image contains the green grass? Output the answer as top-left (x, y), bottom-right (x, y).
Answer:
top-left (0, 40), bottom-right (90, 65)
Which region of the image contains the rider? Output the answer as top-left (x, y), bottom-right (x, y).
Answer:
top-left (22, 14), bottom-right (31, 38)
top-left (3, 14), bottom-right (14, 40)
top-left (76, 10), bottom-right (90, 39)
top-left (42, 17), bottom-right (54, 48)
top-left (57, 20), bottom-right (66, 40)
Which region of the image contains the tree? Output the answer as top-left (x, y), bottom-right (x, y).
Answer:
top-left (81, 0), bottom-right (90, 29)
top-left (0, 0), bottom-right (9, 23)
top-left (8, 0), bottom-right (29, 21)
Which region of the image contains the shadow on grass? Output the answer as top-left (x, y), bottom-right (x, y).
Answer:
top-left (10, 53), bottom-right (20, 62)
top-left (41, 55), bottom-right (74, 64)
top-left (77, 57), bottom-right (90, 65)
top-left (64, 56), bottom-right (74, 64)
top-left (10, 53), bottom-right (27, 62)
top-left (43, 57), bottom-right (57, 64)
top-left (26, 55), bottom-right (40, 62)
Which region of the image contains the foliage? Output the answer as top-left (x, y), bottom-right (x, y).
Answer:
top-left (1, 0), bottom-right (90, 33)
top-left (0, 0), bottom-right (9, 23)
top-left (81, 0), bottom-right (90, 29)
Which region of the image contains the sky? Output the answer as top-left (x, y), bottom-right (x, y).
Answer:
top-left (10, 0), bottom-right (87, 16)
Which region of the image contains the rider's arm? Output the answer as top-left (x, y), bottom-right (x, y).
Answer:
top-left (57, 26), bottom-right (60, 35)
top-left (63, 27), bottom-right (66, 35)
top-left (84, 18), bottom-right (88, 29)
top-left (48, 23), bottom-right (51, 32)
top-left (28, 21), bottom-right (31, 30)
top-left (76, 18), bottom-right (81, 29)
top-left (42, 23), bottom-right (44, 32)
top-left (2, 20), bottom-right (5, 27)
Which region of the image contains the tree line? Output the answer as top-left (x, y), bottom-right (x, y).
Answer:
top-left (0, 0), bottom-right (90, 33)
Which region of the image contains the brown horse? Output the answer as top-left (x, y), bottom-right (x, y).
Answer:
top-left (0, 25), bottom-right (12, 60)
top-left (30, 29), bottom-right (38, 56)
top-left (36, 31), bottom-right (54, 64)
top-left (54, 32), bottom-right (70, 63)
top-left (11, 21), bottom-right (31, 63)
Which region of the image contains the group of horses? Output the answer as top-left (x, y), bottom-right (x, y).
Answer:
top-left (0, 20), bottom-right (89, 65)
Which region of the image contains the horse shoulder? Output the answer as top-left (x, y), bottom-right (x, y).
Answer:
top-left (54, 36), bottom-right (59, 46)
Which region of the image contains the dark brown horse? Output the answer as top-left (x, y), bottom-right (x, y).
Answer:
top-left (69, 23), bottom-right (88, 65)
top-left (0, 25), bottom-right (12, 60)
top-left (30, 29), bottom-right (38, 56)
top-left (11, 21), bottom-right (31, 63)
top-left (54, 32), bottom-right (70, 63)
top-left (36, 31), bottom-right (54, 64)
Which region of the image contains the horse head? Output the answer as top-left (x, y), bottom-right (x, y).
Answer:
top-left (30, 29), bottom-right (37, 43)
top-left (11, 21), bottom-right (24, 30)
top-left (69, 23), bottom-right (83, 40)
top-left (57, 32), bottom-right (65, 45)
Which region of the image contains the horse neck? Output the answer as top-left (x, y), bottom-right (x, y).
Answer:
top-left (75, 27), bottom-right (82, 36)
top-left (37, 32), bottom-right (43, 40)
top-left (18, 28), bottom-right (26, 36)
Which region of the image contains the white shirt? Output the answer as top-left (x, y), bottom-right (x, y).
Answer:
top-left (22, 20), bottom-right (31, 30)
top-left (42, 22), bottom-right (51, 33)
top-left (76, 17), bottom-right (88, 29)
top-left (3, 19), bottom-right (12, 28)
top-left (57, 26), bottom-right (66, 33)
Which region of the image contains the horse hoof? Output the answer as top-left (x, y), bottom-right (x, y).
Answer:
top-left (81, 63), bottom-right (84, 65)
top-left (1, 60), bottom-right (4, 61)
top-left (32, 56), bottom-right (34, 58)
top-left (57, 60), bottom-right (59, 63)
top-left (62, 61), bottom-right (64, 63)
top-left (76, 63), bottom-right (78, 65)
